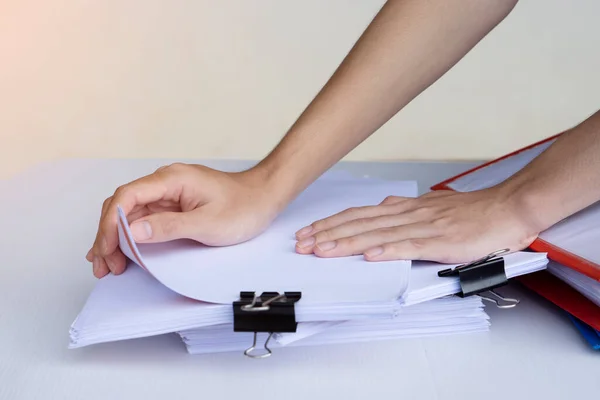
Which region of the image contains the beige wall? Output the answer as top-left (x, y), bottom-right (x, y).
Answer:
top-left (1, 0), bottom-right (599, 179)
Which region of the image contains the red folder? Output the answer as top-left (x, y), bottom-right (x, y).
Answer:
top-left (430, 133), bottom-right (600, 282)
top-left (517, 270), bottom-right (600, 332)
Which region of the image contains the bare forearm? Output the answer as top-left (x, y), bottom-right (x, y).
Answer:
top-left (254, 0), bottom-right (519, 208)
top-left (503, 109), bottom-right (600, 232)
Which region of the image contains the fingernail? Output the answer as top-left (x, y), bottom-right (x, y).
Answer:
top-left (317, 241), bottom-right (336, 251)
top-left (93, 257), bottom-right (100, 275)
top-left (365, 247), bottom-right (384, 258)
top-left (131, 221), bottom-right (152, 241)
top-left (296, 237), bottom-right (315, 248)
top-left (296, 226), bottom-right (313, 237)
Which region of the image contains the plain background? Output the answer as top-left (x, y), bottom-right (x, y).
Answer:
top-left (1, 0), bottom-right (600, 179)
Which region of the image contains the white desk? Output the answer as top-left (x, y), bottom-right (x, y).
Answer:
top-left (1, 159), bottom-right (598, 400)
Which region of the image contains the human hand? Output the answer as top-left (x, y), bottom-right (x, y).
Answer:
top-left (294, 188), bottom-right (540, 264)
top-left (86, 163), bottom-right (282, 278)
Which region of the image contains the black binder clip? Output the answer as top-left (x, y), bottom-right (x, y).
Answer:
top-left (437, 249), bottom-right (519, 309)
top-left (233, 291), bottom-right (301, 359)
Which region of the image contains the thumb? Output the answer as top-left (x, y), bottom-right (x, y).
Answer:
top-left (130, 211), bottom-right (196, 243)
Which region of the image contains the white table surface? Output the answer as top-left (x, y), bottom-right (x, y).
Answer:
top-left (1, 158), bottom-right (598, 400)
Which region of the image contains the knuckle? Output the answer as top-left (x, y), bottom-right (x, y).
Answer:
top-left (114, 184), bottom-right (130, 197)
top-left (164, 162), bottom-right (189, 173)
top-left (102, 196), bottom-right (112, 210)
top-left (381, 195), bottom-right (399, 204)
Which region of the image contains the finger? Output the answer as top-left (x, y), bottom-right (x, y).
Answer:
top-left (126, 207), bottom-right (152, 224)
top-left (295, 213), bottom-right (422, 254)
top-left (97, 173), bottom-right (186, 256)
top-left (86, 247), bottom-right (94, 262)
top-left (295, 201), bottom-right (414, 240)
top-left (89, 196), bottom-right (114, 259)
top-left (126, 201), bottom-right (183, 224)
top-left (104, 249), bottom-right (128, 275)
top-left (309, 223), bottom-right (436, 258)
top-left (92, 256), bottom-right (110, 278)
top-left (129, 211), bottom-right (199, 243)
top-left (363, 237), bottom-right (455, 263)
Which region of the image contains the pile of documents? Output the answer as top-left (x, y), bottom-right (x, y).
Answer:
top-left (178, 296), bottom-right (488, 355)
top-left (548, 261), bottom-right (600, 308)
top-left (70, 172), bottom-right (548, 356)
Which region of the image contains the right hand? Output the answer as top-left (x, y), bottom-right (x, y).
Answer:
top-left (86, 163), bottom-right (281, 278)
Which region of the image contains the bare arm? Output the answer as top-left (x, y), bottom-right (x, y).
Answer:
top-left (503, 109), bottom-right (600, 232)
top-left (255, 0), bottom-right (520, 209)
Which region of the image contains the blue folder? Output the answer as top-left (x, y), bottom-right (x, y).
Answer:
top-left (568, 313), bottom-right (600, 350)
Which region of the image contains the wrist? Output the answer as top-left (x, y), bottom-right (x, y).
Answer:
top-left (494, 178), bottom-right (556, 235)
top-left (239, 161), bottom-right (299, 214)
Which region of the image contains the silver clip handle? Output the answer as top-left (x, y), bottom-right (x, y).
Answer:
top-left (479, 288), bottom-right (519, 309)
top-left (244, 332), bottom-right (274, 359)
top-left (241, 293), bottom-right (286, 312)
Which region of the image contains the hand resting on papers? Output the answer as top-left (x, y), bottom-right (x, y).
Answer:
top-left (294, 188), bottom-right (538, 264)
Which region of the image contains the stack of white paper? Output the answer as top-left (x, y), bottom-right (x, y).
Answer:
top-left (69, 263), bottom-right (400, 348)
top-left (69, 250), bottom-right (546, 349)
top-left (69, 174), bottom-right (548, 354)
top-left (547, 261), bottom-right (600, 307)
top-left (179, 296), bottom-right (489, 355)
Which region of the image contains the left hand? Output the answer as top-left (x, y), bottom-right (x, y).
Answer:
top-left (294, 188), bottom-right (540, 264)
